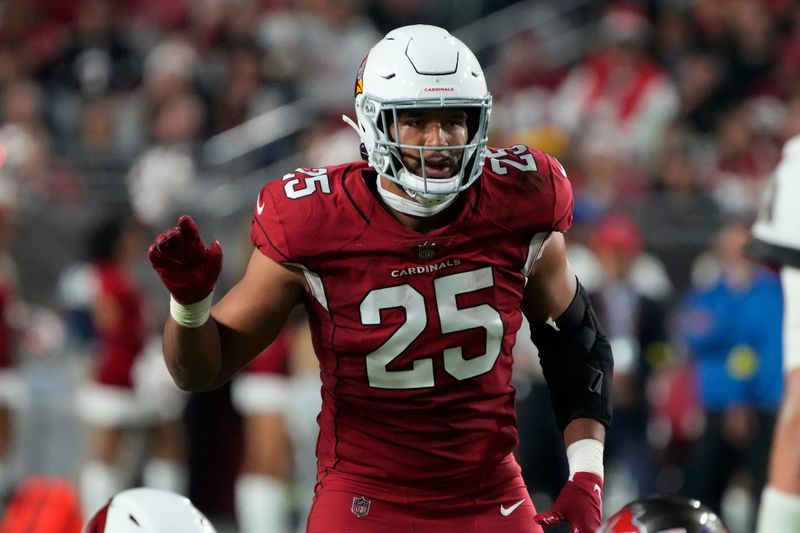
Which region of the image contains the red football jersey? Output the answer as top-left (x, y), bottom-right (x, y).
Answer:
top-left (243, 321), bottom-right (292, 376)
top-left (93, 262), bottom-right (146, 388)
top-left (250, 145), bottom-right (573, 485)
top-left (0, 284), bottom-right (14, 369)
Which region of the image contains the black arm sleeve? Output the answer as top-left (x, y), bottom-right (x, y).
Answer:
top-left (528, 281), bottom-right (613, 431)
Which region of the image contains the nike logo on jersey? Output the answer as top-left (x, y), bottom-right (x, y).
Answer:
top-left (256, 194), bottom-right (265, 215)
top-left (500, 498), bottom-right (526, 516)
top-left (594, 484), bottom-right (602, 496)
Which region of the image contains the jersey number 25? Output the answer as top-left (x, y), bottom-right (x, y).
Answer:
top-left (359, 267), bottom-right (503, 389)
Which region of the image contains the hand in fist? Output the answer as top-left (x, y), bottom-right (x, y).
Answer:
top-left (148, 215), bottom-right (223, 304)
top-left (534, 472), bottom-right (603, 533)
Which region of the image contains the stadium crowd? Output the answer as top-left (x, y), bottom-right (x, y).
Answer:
top-left (0, 0), bottom-right (798, 532)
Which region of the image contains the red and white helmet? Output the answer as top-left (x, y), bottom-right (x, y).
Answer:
top-left (346, 25), bottom-right (491, 206)
top-left (83, 488), bottom-right (216, 533)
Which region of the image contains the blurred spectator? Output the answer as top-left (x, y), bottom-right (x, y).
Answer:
top-left (723, 1), bottom-right (777, 101)
top-left (257, 0), bottom-right (379, 111)
top-left (673, 50), bottom-right (728, 137)
top-left (569, 133), bottom-right (648, 222)
top-left (705, 105), bottom-right (780, 216)
top-left (0, 196), bottom-right (25, 498)
top-left (45, 0), bottom-right (140, 99)
top-left (141, 33), bottom-right (200, 111)
top-left (630, 120), bottom-right (724, 289)
top-left (0, 79), bottom-right (59, 205)
top-left (0, 45), bottom-right (26, 89)
top-left (550, 3), bottom-right (679, 165)
top-left (73, 214), bottom-right (187, 518)
top-left (206, 41), bottom-right (285, 135)
top-left (678, 219), bottom-right (783, 528)
top-left (488, 29), bottom-right (568, 150)
top-left (58, 95), bottom-right (143, 193)
top-left (126, 91), bottom-right (205, 228)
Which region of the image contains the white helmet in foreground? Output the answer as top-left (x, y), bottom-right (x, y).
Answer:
top-left (83, 488), bottom-right (216, 533)
top-left (345, 25), bottom-right (491, 211)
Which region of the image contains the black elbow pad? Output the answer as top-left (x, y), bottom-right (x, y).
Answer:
top-left (529, 282), bottom-right (613, 431)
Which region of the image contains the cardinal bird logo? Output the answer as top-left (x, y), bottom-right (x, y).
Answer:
top-left (354, 54), bottom-right (368, 96)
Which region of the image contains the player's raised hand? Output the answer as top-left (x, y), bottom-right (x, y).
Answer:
top-left (148, 215), bottom-right (223, 304)
top-left (533, 472), bottom-right (603, 533)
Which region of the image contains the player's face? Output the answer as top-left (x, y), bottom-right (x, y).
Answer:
top-left (390, 108), bottom-right (468, 179)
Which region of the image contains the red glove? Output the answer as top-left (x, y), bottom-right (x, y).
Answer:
top-left (148, 215), bottom-right (223, 304)
top-left (533, 472), bottom-right (603, 533)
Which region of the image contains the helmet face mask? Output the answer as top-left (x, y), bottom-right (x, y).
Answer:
top-left (349, 25), bottom-right (492, 206)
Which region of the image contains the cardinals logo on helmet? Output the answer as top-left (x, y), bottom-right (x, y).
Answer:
top-left (354, 54), bottom-right (367, 96)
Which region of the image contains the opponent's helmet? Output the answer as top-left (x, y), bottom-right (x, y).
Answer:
top-left (346, 24), bottom-right (491, 206)
top-left (83, 488), bottom-right (216, 533)
top-left (599, 496), bottom-right (728, 533)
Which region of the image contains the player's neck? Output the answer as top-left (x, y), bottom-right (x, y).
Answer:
top-left (388, 204), bottom-right (459, 233)
top-left (373, 176), bottom-right (461, 233)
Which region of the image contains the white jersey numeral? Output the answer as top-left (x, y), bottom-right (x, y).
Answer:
top-left (283, 168), bottom-right (330, 199)
top-left (486, 144), bottom-right (537, 175)
top-left (359, 267), bottom-right (504, 389)
top-left (361, 285), bottom-right (433, 389)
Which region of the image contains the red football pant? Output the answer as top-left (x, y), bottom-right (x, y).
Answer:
top-left (305, 454), bottom-right (543, 533)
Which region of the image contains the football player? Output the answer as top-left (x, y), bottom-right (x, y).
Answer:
top-left (148, 25), bottom-right (613, 532)
top-left (750, 134), bottom-right (800, 532)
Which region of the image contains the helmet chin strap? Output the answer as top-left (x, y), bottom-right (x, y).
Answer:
top-left (376, 176), bottom-right (458, 217)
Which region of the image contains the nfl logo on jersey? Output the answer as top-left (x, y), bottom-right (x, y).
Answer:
top-left (351, 496), bottom-right (371, 518)
top-left (417, 241), bottom-right (437, 260)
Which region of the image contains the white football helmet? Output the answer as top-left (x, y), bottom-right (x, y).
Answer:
top-left (83, 488), bottom-right (216, 533)
top-left (345, 25), bottom-right (491, 209)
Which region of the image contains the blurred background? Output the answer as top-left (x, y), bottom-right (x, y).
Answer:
top-left (0, 0), bottom-right (796, 532)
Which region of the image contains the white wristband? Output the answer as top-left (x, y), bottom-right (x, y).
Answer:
top-left (566, 438), bottom-right (604, 480)
top-left (169, 292), bottom-right (213, 328)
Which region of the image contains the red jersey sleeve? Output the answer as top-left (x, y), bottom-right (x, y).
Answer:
top-left (250, 181), bottom-right (292, 264)
top-left (542, 152), bottom-right (574, 232)
top-left (482, 145), bottom-right (575, 235)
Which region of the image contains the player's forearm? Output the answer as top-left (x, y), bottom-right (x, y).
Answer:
top-left (163, 315), bottom-right (224, 391)
top-left (564, 418), bottom-right (605, 448)
top-left (563, 418), bottom-right (606, 482)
